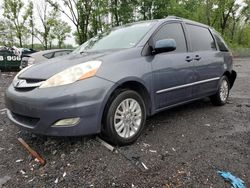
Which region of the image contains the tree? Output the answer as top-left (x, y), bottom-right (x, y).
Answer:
top-left (47, 0), bottom-right (87, 44)
top-left (3, 0), bottom-right (33, 47)
top-left (0, 19), bottom-right (16, 46)
top-left (47, 0), bottom-right (111, 44)
top-left (35, 1), bottom-right (59, 49)
top-left (28, 2), bottom-right (35, 49)
top-left (52, 20), bottom-right (71, 48)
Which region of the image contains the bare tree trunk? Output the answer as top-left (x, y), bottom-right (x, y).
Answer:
top-left (114, 0), bottom-right (119, 26)
top-left (31, 26), bottom-right (34, 49)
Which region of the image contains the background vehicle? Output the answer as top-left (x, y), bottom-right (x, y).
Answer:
top-left (0, 47), bottom-right (36, 71)
top-left (5, 16), bottom-right (236, 145)
top-left (20, 49), bottom-right (73, 69)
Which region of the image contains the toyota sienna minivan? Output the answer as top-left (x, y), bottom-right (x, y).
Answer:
top-left (5, 16), bottom-right (236, 145)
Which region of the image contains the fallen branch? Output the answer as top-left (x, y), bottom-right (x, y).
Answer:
top-left (18, 138), bottom-right (46, 166)
top-left (96, 137), bottom-right (116, 152)
top-left (0, 108), bottom-right (7, 112)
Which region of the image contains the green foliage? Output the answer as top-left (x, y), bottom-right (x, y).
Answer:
top-left (52, 20), bottom-right (71, 48)
top-left (1, 0), bottom-right (250, 49)
top-left (0, 19), bottom-right (15, 46)
top-left (3, 0), bottom-right (33, 47)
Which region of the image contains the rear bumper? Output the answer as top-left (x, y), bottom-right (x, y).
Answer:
top-left (5, 77), bottom-right (114, 136)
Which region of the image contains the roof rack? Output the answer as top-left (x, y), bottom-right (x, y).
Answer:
top-left (166, 16), bottom-right (182, 20)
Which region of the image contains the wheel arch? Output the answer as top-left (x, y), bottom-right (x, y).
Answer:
top-left (98, 78), bottom-right (152, 132)
top-left (223, 70), bottom-right (237, 89)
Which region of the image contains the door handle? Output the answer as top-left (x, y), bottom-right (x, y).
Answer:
top-left (185, 56), bottom-right (193, 62)
top-left (194, 55), bottom-right (201, 61)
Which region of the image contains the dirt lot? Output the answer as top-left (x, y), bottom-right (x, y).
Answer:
top-left (0, 58), bottom-right (249, 188)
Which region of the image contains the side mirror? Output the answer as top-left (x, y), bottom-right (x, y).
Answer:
top-left (153, 39), bottom-right (176, 54)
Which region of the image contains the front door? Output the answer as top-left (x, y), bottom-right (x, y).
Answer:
top-left (150, 22), bottom-right (195, 109)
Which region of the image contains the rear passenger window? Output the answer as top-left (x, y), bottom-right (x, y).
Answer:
top-left (153, 23), bottom-right (187, 53)
top-left (213, 33), bottom-right (229, 52)
top-left (186, 24), bottom-right (216, 51)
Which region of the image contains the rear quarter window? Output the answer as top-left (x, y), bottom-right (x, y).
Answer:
top-left (186, 24), bottom-right (216, 52)
top-left (213, 32), bottom-right (229, 52)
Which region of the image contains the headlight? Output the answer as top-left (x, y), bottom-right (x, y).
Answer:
top-left (27, 57), bottom-right (35, 66)
top-left (40, 60), bottom-right (102, 88)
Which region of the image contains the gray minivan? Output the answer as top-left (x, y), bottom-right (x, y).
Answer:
top-left (5, 16), bottom-right (236, 145)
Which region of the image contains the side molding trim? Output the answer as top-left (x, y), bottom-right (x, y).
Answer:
top-left (156, 77), bottom-right (220, 94)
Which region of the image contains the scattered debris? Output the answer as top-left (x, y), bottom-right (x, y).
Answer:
top-left (18, 138), bottom-right (46, 166)
top-left (20, 170), bottom-right (26, 175)
top-left (205, 124), bottom-right (211, 127)
top-left (27, 178), bottom-right (35, 183)
top-left (54, 178), bottom-right (59, 184)
top-left (181, 134), bottom-right (185, 137)
top-left (0, 147), bottom-right (5, 151)
top-left (218, 171), bottom-right (245, 188)
top-left (96, 137), bottom-right (116, 152)
top-left (132, 183), bottom-right (135, 188)
top-left (143, 143), bottom-right (150, 147)
top-left (63, 172), bottom-right (67, 178)
top-left (177, 170), bottom-right (185, 174)
top-left (60, 153), bottom-right (66, 159)
top-left (0, 129), bottom-right (3, 132)
top-left (15, 159), bottom-right (24, 163)
top-left (15, 131), bottom-right (21, 135)
top-left (149, 150), bottom-right (157, 153)
top-left (141, 162), bottom-right (148, 170)
top-left (0, 176), bottom-right (11, 187)
top-left (172, 148), bottom-right (176, 152)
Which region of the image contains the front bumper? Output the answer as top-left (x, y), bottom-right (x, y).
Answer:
top-left (5, 77), bottom-right (114, 136)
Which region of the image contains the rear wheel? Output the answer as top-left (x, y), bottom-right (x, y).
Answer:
top-left (210, 76), bottom-right (230, 106)
top-left (102, 90), bottom-right (146, 146)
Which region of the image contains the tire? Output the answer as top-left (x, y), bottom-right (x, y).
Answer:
top-left (210, 76), bottom-right (230, 106)
top-left (102, 89), bottom-right (146, 146)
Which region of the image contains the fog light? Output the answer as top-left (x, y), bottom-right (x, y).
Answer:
top-left (52, 118), bottom-right (80, 127)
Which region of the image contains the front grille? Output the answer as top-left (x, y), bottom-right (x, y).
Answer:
top-left (13, 78), bottom-right (44, 90)
top-left (11, 112), bottom-right (40, 127)
top-left (25, 78), bottom-right (45, 83)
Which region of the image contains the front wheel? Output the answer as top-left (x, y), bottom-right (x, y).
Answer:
top-left (210, 76), bottom-right (230, 106)
top-left (102, 90), bottom-right (146, 146)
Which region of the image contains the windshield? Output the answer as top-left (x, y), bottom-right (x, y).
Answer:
top-left (73, 21), bottom-right (156, 53)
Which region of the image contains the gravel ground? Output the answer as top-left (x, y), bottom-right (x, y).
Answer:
top-left (0, 58), bottom-right (249, 188)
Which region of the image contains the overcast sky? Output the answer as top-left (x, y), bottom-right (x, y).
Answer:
top-left (0, 0), bottom-right (246, 47)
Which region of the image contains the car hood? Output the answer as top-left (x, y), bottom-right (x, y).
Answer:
top-left (19, 51), bottom-right (112, 80)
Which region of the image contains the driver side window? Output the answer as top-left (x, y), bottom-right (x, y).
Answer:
top-left (153, 23), bottom-right (187, 53)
